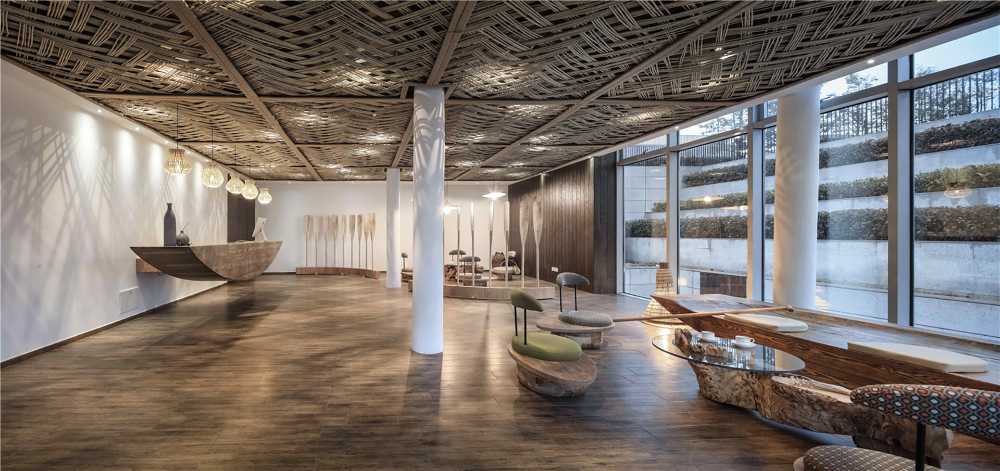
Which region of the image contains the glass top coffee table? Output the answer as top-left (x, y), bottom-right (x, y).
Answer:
top-left (652, 333), bottom-right (805, 374)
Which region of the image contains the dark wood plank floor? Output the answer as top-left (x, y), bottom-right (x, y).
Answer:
top-left (3, 275), bottom-right (997, 470)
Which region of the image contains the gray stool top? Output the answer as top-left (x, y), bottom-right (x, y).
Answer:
top-left (556, 272), bottom-right (590, 288)
top-left (559, 310), bottom-right (613, 327)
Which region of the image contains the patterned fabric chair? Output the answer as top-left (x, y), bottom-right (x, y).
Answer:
top-left (795, 384), bottom-right (1000, 471)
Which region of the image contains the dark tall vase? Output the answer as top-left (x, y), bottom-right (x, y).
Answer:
top-left (163, 203), bottom-right (177, 247)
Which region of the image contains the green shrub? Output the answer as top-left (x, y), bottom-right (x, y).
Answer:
top-left (626, 219), bottom-right (666, 237)
top-left (650, 201), bottom-right (667, 212)
top-left (681, 119), bottom-right (1000, 189)
top-left (685, 206), bottom-right (998, 241)
top-left (914, 118), bottom-right (1000, 154)
top-left (913, 163), bottom-right (1000, 193)
top-left (820, 177), bottom-right (888, 200)
top-left (680, 192), bottom-right (748, 210)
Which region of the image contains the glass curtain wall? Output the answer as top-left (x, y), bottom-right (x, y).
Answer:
top-left (911, 67), bottom-right (1000, 339)
top-left (678, 134), bottom-right (748, 297)
top-left (622, 156), bottom-right (669, 296)
top-left (764, 98), bottom-right (890, 320)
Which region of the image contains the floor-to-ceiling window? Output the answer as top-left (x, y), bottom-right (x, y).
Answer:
top-left (622, 156), bottom-right (668, 297)
top-left (678, 134), bottom-right (749, 297)
top-left (910, 28), bottom-right (1000, 339)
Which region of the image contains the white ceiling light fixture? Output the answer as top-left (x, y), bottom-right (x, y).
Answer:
top-left (242, 179), bottom-right (259, 200)
top-left (201, 126), bottom-right (225, 188)
top-left (257, 187), bottom-right (273, 205)
top-left (226, 173), bottom-right (244, 194)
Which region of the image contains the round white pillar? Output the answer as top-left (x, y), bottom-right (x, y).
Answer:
top-left (773, 86), bottom-right (821, 309)
top-left (411, 86), bottom-right (445, 355)
top-left (385, 168), bottom-right (402, 288)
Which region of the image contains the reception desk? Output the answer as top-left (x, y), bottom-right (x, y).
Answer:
top-left (131, 241), bottom-right (281, 281)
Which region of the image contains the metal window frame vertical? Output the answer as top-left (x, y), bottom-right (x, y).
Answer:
top-left (615, 149), bottom-right (625, 294)
top-left (666, 131), bottom-right (680, 293)
top-left (887, 57), bottom-right (914, 326)
top-left (746, 104), bottom-right (766, 300)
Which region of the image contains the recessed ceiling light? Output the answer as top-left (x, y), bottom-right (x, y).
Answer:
top-left (866, 59), bottom-right (875, 64)
top-left (97, 108), bottom-right (103, 113)
top-left (714, 47), bottom-right (722, 52)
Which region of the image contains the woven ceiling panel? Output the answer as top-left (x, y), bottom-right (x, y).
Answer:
top-left (97, 98), bottom-right (275, 142)
top-left (0, 1), bottom-right (240, 95)
top-left (185, 143), bottom-right (301, 168)
top-left (269, 102), bottom-right (409, 144)
top-left (188, 1), bottom-right (454, 96)
top-left (459, 166), bottom-right (548, 181)
top-left (319, 166), bottom-right (387, 181)
top-left (538, 104), bottom-right (709, 145)
top-left (301, 144), bottom-right (397, 168)
top-left (2, 1), bottom-right (996, 181)
top-left (445, 1), bottom-right (730, 99)
top-left (613, 1), bottom-right (998, 101)
top-left (445, 104), bottom-right (568, 144)
top-left (238, 165), bottom-right (313, 181)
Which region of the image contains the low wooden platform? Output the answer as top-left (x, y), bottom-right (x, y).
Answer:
top-left (131, 241), bottom-right (281, 281)
top-left (653, 294), bottom-right (1000, 390)
top-left (536, 315), bottom-right (614, 349)
top-left (507, 344), bottom-right (597, 397)
top-left (296, 266), bottom-right (381, 279)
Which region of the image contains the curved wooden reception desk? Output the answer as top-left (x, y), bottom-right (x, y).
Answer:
top-left (131, 241), bottom-right (281, 281)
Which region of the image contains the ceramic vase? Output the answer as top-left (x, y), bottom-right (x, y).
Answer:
top-left (163, 203), bottom-right (177, 247)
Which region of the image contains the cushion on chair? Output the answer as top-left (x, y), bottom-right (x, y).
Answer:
top-left (802, 445), bottom-right (940, 471)
top-left (724, 313), bottom-right (809, 332)
top-left (556, 272), bottom-right (590, 288)
top-left (511, 333), bottom-right (583, 362)
top-left (851, 384), bottom-right (1000, 445)
top-left (511, 289), bottom-right (544, 312)
top-left (559, 310), bottom-right (613, 328)
top-left (847, 342), bottom-right (988, 373)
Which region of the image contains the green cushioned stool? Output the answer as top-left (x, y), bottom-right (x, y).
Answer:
top-left (511, 333), bottom-right (582, 362)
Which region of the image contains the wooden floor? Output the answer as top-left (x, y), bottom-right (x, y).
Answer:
top-left (2, 275), bottom-right (997, 470)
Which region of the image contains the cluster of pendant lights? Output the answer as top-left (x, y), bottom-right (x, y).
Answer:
top-left (162, 104), bottom-right (271, 205)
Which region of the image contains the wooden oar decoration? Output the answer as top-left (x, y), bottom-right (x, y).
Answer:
top-left (304, 215), bottom-right (314, 268)
top-left (612, 306), bottom-right (794, 323)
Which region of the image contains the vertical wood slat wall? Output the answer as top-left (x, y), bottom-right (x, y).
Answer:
top-left (508, 153), bottom-right (617, 293)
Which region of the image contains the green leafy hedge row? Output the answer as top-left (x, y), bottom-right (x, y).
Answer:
top-left (673, 206), bottom-right (999, 241)
top-left (625, 219), bottom-right (667, 238)
top-left (677, 163), bottom-right (1000, 210)
top-left (681, 118), bottom-right (1000, 188)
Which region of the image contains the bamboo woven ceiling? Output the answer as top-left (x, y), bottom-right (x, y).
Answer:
top-left (2, 1), bottom-right (997, 181)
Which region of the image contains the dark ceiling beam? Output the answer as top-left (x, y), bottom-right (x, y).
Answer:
top-left (459, 2), bottom-right (751, 179)
top-left (79, 92), bottom-right (734, 108)
top-left (167, 1), bottom-right (322, 180)
top-left (391, 0), bottom-right (476, 169)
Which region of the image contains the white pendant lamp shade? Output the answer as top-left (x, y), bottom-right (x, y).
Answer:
top-left (164, 148), bottom-right (192, 176)
top-left (242, 180), bottom-right (259, 200)
top-left (202, 165), bottom-right (225, 188)
top-left (257, 187), bottom-right (272, 205)
top-left (226, 174), bottom-right (244, 194)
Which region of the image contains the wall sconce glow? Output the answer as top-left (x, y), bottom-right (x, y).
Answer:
top-left (257, 187), bottom-right (273, 205)
top-left (226, 174), bottom-right (245, 194)
top-left (482, 191), bottom-right (506, 200)
top-left (164, 148), bottom-right (192, 176)
top-left (442, 204), bottom-right (459, 215)
top-left (201, 165), bottom-right (225, 188)
top-left (242, 180), bottom-right (260, 200)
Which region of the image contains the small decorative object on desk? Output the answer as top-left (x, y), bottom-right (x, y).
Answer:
top-left (176, 230), bottom-right (190, 246)
top-left (163, 203), bottom-right (177, 247)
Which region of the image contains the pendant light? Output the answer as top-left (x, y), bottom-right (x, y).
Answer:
top-left (164, 104), bottom-right (192, 176)
top-left (201, 126), bottom-right (225, 188)
top-left (257, 187), bottom-right (273, 205)
top-left (225, 173), bottom-right (244, 194)
top-left (242, 180), bottom-right (259, 200)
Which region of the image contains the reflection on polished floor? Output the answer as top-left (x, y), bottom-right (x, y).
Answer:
top-left (2, 275), bottom-right (997, 470)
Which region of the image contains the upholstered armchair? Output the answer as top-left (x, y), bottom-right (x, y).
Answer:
top-left (795, 384), bottom-right (1000, 471)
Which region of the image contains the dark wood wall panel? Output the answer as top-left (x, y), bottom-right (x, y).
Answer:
top-left (508, 153), bottom-right (616, 293)
top-left (227, 192), bottom-right (255, 242)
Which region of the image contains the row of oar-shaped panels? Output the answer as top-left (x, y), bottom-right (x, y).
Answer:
top-left (303, 214), bottom-right (377, 269)
top-left (304, 214), bottom-right (375, 241)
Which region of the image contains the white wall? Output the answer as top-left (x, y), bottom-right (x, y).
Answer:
top-left (258, 181), bottom-right (509, 272)
top-left (1, 61), bottom-right (228, 361)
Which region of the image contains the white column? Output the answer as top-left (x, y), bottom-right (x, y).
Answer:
top-left (411, 86), bottom-right (445, 355)
top-left (773, 86), bottom-right (820, 309)
top-left (385, 168), bottom-right (401, 288)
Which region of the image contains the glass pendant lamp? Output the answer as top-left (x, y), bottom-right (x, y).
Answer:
top-left (164, 104), bottom-right (192, 176)
top-left (201, 126), bottom-right (225, 188)
top-left (242, 180), bottom-right (259, 200)
top-left (257, 187), bottom-right (273, 205)
top-left (226, 174), bottom-right (244, 194)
